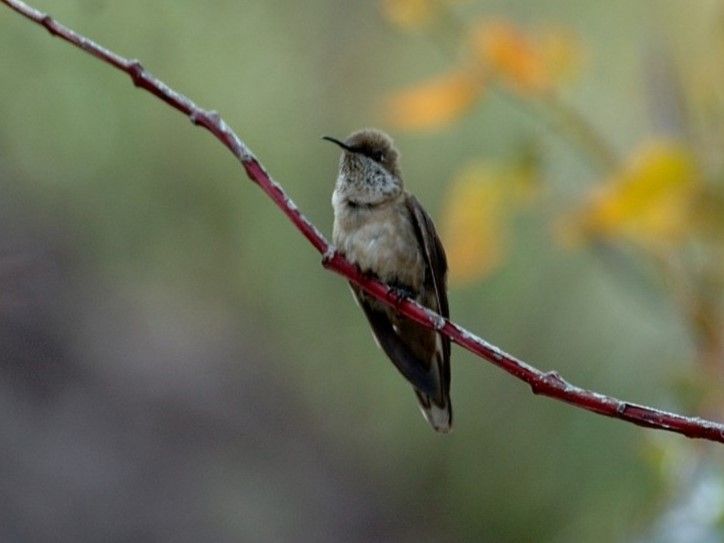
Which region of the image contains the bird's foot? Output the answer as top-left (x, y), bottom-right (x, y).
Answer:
top-left (387, 283), bottom-right (415, 305)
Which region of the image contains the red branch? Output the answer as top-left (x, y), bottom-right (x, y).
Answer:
top-left (4, 0), bottom-right (723, 444)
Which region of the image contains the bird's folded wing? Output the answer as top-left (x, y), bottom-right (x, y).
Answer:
top-left (405, 194), bottom-right (451, 376)
top-left (351, 285), bottom-right (438, 397)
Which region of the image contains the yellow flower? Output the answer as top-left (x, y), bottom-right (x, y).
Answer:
top-left (441, 161), bottom-right (538, 285)
top-left (560, 142), bottom-right (701, 248)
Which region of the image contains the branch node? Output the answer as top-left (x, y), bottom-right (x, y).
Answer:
top-left (128, 60), bottom-right (145, 87)
top-left (189, 110), bottom-right (202, 126)
top-left (531, 371), bottom-right (567, 395)
top-left (40, 13), bottom-right (56, 35)
top-left (543, 370), bottom-right (566, 387)
top-left (321, 246), bottom-right (337, 267)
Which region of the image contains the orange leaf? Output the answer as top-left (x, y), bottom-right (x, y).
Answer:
top-left (385, 70), bottom-right (483, 131)
top-left (470, 20), bottom-right (582, 94)
top-left (471, 21), bottom-right (548, 93)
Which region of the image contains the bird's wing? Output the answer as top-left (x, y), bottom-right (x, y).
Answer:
top-left (405, 194), bottom-right (451, 367)
top-left (351, 285), bottom-right (438, 398)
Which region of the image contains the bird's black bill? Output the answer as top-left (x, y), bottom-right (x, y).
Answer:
top-left (322, 136), bottom-right (354, 153)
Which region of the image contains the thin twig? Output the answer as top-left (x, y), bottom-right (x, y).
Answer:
top-left (535, 91), bottom-right (620, 173)
top-left (3, 0), bottom-right (723, 443)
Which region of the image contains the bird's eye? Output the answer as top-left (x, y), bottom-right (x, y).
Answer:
top-left (374, 152), bottom-right (385, 162)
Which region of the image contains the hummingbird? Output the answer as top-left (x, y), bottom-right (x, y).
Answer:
top-left (324, 128), bottom-right (452, 432)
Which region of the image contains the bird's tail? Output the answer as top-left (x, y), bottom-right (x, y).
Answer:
top-left (415, 390), bottom-right (452, 433)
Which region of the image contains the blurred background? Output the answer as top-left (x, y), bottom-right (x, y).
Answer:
top-left (2, 0), bottom-right (723, 541)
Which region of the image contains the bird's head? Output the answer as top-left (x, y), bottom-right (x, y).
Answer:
top-left (324, 128), bottom-right (403, 206)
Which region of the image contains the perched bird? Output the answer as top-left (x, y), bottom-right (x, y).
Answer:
top-left (324, 128), bottom-right (452, 432)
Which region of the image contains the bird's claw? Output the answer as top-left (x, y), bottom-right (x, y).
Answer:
top-left (388, 284), bottom-right (415, 305)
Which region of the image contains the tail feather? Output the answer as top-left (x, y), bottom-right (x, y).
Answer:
top-left (415, 390), bottom-right (452, 433)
